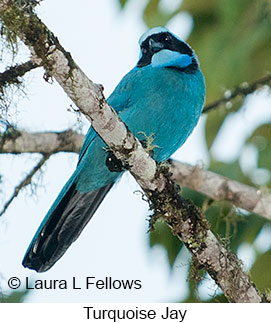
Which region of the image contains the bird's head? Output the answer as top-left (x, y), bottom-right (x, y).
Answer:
top-left (137, 27), bottom-right (198, 72)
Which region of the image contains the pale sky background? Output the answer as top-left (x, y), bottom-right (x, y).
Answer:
top-left (0, 0), bottom-right (270, 303)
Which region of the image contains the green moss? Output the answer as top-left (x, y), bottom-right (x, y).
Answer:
top-left (189, 257), bottom-right (205, 289)
top-left (0, 24), bottom-right (18, 57)
top-left (0, 2), bottom-right (77, 83)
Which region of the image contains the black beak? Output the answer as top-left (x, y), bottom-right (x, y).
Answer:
top-left (149, 39), bottom-right (164, 53)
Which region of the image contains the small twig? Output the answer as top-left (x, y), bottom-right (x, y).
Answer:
top-left (0, 60), bottom-right (39, 88)
top-left (203, 73), bottom-right (271, 113)
top-left (0, 153), bottom-right (49, 216)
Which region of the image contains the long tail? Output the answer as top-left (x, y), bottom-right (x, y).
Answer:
top-left (22, 176), bottom-right (113, 272)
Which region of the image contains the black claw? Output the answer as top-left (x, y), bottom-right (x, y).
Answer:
top-left (140, 139), bottom-right (148, 149)
top-left (106, 150), bottom-right (129, 172)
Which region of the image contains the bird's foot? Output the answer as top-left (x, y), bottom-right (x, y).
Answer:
top-left (105, 149), bottom-right (130, 172)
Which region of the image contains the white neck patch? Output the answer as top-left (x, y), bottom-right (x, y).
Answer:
top-left (139, 27), bottom-right (169, 46)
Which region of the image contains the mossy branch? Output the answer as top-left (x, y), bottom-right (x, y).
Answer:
top-left (0, 60), bottom-right (39, 89)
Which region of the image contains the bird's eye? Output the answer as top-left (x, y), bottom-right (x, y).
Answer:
top-left (164, 35), bottom-right (170, 42)
top-left (142, 48), bottom-right (147, 54)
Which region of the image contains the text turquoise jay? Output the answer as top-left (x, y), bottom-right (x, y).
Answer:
top-left (23, 27), bottom-right (205, 272)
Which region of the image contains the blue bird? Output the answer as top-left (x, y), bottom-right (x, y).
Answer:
top-left (22, 27), bottom-right (205, 272)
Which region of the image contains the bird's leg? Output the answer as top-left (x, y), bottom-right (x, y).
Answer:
top-left (105, 149), bottom-right (130, 173)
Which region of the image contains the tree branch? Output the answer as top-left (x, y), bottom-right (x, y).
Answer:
top-left (0, 127), bottom-right (83, 154)
top-left (170, 160), bottom-right (271, 220)
top-left (2, 129), bottom-right (271, 221)
top-left (203, 73), bottom-right (271, 113)
top-left (0, 0), bottom-right (268, 302)
top-left (0, 153), bottom-right (49, 216)
top-left (0, 60), bottom-right (39, 89)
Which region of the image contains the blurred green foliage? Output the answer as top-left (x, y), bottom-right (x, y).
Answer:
top-left (119, 0), bottom-right (271, 302)
top-left (118, 0), bottom-right (129, 9)
top-left (251, 250), bottom-right (271, 291)
top-left (248, 123), bottom-right (271, 170)
top-left (0, 289), bottom-right (29, 303)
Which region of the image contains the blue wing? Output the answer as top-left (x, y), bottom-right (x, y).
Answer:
top-left (22, 69), bottom-right (138, 272)
top-left (78, 68), bottom-right (137, 165)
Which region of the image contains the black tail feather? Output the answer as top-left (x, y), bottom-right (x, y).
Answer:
top-left (22, 183), bottom-right (113, 272)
